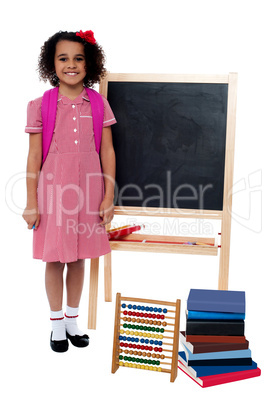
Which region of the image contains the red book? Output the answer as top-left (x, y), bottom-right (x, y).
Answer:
top-left (178, 360), bottom-right (261, 388)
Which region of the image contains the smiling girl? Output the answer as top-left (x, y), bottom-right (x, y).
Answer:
top-left (22, 31), bottom-right (116, 352)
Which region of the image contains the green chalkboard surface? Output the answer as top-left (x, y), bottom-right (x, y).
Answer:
top-left (107, 81), bottom-right (228, 211)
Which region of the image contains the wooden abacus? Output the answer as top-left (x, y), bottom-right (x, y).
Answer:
top-left (112, 293), bottom-right (181, 382)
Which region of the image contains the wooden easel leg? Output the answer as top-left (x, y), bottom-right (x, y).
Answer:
top-left (88, 258), bottom-right (99, 329)
top-left (104, 252), bottom-right (112, 302)
top-left (218, 73), bottom-right (238, 291)
top-left (218, 235), bottom-right (230, 290)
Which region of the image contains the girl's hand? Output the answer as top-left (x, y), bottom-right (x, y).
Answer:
top-left (99, 197), bottom-right (114, 226)
top-left (22, 205), bottom-right (41, 229)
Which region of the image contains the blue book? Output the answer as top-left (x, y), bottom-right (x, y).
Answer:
top-left (182, 343), bottom-right (252, 361)
top-left (181, 343), bottom-right (252, 365)
top-left (187, 289), bottom-right (245, 314)
top-left (178, 351), bottom-right (257, 377)
top-left (187, 310), bottom-right (245, 320)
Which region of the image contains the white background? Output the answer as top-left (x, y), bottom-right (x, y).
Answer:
top-left (1, 0), bottom-right (266, 400)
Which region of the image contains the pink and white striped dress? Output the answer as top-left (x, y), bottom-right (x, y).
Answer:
top-left (25, 88), bottom-right (116, 263)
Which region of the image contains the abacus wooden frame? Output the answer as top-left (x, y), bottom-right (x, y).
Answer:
top-left (111, 293), bottom-right (181, 382)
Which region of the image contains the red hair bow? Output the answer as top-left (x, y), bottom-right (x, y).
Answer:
top-left (76, 30), bottom-right (96, 45)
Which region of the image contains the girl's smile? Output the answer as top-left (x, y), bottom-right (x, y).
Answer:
top-left (54, 40), bottom-right (87, 96)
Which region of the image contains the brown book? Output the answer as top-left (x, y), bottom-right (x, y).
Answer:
top-left (180, 331), bottom-right (249, 353)
top-left (185, 333), bottom-right (247, 344)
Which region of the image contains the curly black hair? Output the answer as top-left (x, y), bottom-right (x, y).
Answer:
top-left (38, 31), bottom-right (106, 87)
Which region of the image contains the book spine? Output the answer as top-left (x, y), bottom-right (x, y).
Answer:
top-left (192, 361), bottom-right (257, 377)
top-left (185, 334), bottom-right (247, 343)
top-left (186, 320), bottom-right (245, 336)
top-left (201, 368), bottom-right (261, 388)
top-left (182, 343), bottom-right (251, 360)
top-left (191, 341), bottom-right (249, 354)
top-left (187, 310), bottom-right (245, 320)
top-left (178, 360), bottom-right (261, 388)
top-left (188, 358), bottom-right (253, 366)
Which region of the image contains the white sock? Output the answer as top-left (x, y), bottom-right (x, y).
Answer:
top-left (65, 306), bottom-right (84, 336)
top-left (50, 310), bottom-right (66, 341)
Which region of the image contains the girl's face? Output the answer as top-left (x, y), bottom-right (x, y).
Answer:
top-left (54, 40), bottom-right (86, 91)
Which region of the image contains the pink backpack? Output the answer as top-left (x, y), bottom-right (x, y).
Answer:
top-left (41, 87), bottom-right (104, 165)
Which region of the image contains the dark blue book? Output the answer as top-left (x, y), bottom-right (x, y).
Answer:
top-left (179, 351), bottom-right (257, 377)
top-left (187, 289), bottom-right (245, 314)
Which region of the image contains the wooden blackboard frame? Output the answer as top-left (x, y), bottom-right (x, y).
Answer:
top-left (87, 73), bottom-right (237, 329)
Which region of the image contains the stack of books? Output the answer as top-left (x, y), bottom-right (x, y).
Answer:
top-left (178, 289), bottom-right (261, 387)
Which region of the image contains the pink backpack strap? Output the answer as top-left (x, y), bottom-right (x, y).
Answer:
top-left (41, 87), bottom-right (59, 165)
top-left (41, 87), bottom-right (104, 166)
top-left (85, 88), bottom-right (104, 153)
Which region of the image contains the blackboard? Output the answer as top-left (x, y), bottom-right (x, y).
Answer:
top-left (107, 81), bottom-right (228, 211)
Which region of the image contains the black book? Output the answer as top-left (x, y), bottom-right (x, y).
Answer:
top-left (186, 319), bottom-right (245, 336)
top-left (187, 357), bottom-right (252, 366)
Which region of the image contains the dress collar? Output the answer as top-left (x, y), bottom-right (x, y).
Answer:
top-left (58, 88), bottom-right (90, 104)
